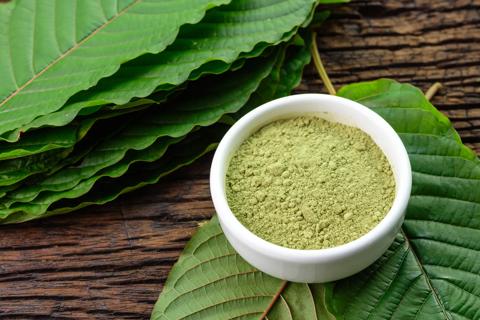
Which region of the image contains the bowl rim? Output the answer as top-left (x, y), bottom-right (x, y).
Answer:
top-left (210, 93), bottom-right (412, 263)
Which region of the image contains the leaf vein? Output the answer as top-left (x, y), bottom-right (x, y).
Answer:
top-left (171, 252), bottom-right (238, 288)
top-left (176, 295), bottom-right (272, 320)
top-left (0, 0), bottom-right (141, 108)
top-left (389, 274), bottom-right (424, 319)
top-left (412, 291), bottom-right (433, 320)
top-left (406, 218), bottom-right (480, 233)
top-left (340, 240), bottom-right (407, 314)
top-left (163, 270), bottom-right (261, 313)
top-left (365, 249), bottom-right (410, 320)
top-left (433, 277), bottom-right (480, 300)
top-left (401, 229), bottom-right (452, 320)
top-left (410, 236), bottom-right (480, 254)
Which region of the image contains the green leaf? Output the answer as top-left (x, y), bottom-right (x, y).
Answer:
top-left (151, 216), bottom-right (333, 320)
top-left (323, 80), bottom-right (480, 319)
top-left (0, 0), bottom-right (320, 142)
top-left (0, 127), bottom-right (77, 161)
top-left (0, 13), bottom-right (312, 160)
top-left (0, 104), bottom-right (150, 161)
top-left (150, 79), bottom-right (480, 319)
top-left (46, 126), bottom-right (227, 220)
top-left (0, 106), bottom-right (152, 197)
top-left (1, 47), bottom-right (279, 207)
top-left (78, 0), bottom-right (318, 105)
top-left (0, 0), bottom-right (231, 137)
top-left (0, 33), bottom-right (312, 223)
top-left (0, 148), bottom-right (73, 187)
top-left (336, 79), bottom-right (455, 138)
top-left (1, 126), bottom-right (224, 224)
top-left (151, 216), bottom-right (286, 320)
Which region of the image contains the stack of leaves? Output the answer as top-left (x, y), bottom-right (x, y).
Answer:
top-left (0, 0), bottom-right (346, 223)
top-left (151, 79), bottom-right (480, 319)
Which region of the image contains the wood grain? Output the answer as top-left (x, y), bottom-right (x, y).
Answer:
top-left (0, 1), bottom-right (479, 319)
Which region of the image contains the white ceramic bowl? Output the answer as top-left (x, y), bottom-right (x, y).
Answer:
top-left (210, 94), bottom-right (411, 283)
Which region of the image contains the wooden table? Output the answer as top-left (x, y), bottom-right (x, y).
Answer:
top-left (1, 1), bottom-right (479, 318)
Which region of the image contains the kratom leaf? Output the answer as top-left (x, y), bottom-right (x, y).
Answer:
top-left (149, 219), bottom-right (334, 320)
top-left (1, 126), bottom-right (224, 224)
top-left (0, 46), bottom-right (282, 218)
top-left (150, 79), bottom-right (480, 319)
top-left (0, 104), bottom-right (150, 161)
top-left (0, 127), bottom-right (76, 161)
top-left (0, 0), bottom-right (321, 142)
top-left (0, 34), bottom-right (312, 223)
top-left (45, 126), bottom-right (228, 220)
top-left (0, 0), bottom-right (231, 137)
top-left (0, 148), bottom-right (73, 188)
top-left (0, 106), bottom-right (151, 196)
top-left (78, 0), bottom-right (318, 104)
top-left (0, 30), bottom-right (292, 161)
top-left (323, 79), bottom-right (480, 319)
top-left (151, 215), bottom-right (327, 320)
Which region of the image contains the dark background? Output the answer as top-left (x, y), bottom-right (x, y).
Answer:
top-left (1, 1), bottom-right (479, 318)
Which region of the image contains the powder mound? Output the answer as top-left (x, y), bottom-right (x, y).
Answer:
top-left (226, 116), bottom-right (396, 250)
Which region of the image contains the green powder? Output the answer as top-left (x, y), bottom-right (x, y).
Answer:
top-left (226, 116), bottom-right (395, 250)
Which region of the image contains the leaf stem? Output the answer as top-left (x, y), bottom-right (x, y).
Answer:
top-left (424, 82), bottom-right (442, 101)
top-left (260, 280), bottom-right (288, 319)
top-left (311, 32), bottom-right (336, 95)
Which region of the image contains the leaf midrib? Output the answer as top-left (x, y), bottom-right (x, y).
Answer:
top-left (400, 228), bottom-right (452, 320)
top-left (0, 0), bottom-right (141, 108)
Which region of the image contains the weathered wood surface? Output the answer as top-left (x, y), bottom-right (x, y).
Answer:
top-left (0, 1), bottom-right (479, 319)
